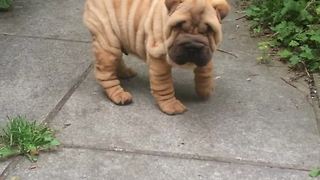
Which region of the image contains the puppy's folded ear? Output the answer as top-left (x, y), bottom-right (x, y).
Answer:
top-left (165, 0), bottom-right (182, 14)
top-left (212, 0), bottom-right (230, 22)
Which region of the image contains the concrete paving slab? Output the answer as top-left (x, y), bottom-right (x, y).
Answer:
top-left (0, 160), bottom-right (11, 175)
top-left (0, 35), bottom-right (91, 122)
top-left (48, 4), bottom-right (320, 169)
top-left (1, 0), bottom-right (319, 179)
top-left (0, 0), bottom-right (89, 41)
top-left (50, 50), bottom-right (320, 169)
top-left (6, 148), bottom-right (309, 180)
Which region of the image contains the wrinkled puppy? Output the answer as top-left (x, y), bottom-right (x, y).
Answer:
top-left (83, 0), bottom-right (230, 115)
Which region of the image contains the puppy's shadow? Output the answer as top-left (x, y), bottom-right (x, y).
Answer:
top-left (121, 72), bottom-right (212, 104)
top-left (174, 83), bottom-right (203, 103)
top-left (121, 74), bottom-right (150, 94)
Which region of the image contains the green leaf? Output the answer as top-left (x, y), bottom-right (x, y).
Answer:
top-left (289, 56), bottom-right (300, 65)
top-left (278, 50), bottom-right (293, 58)
top-left (245, 6), bottom-right (261, 18)
top-left (299, 9), bottom-right (313, 22)
top-left (310, 35), bottom-right (320, 43)
top-left (316, 6), bottom-right (320, 15)
top-left (0, 0), bottom-right (12, 9)
top-left (258, 42), bottom-right (270, 50)
top-left (253, 27), bottom-right (262, 34)
top-left (309, 168), bottom-right (320, 177)
top-left (43, 136), bottom-right (53, 142)
top-left (295, 33), bottom-right (308, 42)
top-left (0, 146), bottom-right (20, 159)
top-left (310, 62), bottom-right (320, 71)
top-left (40, 138), bottom-right (60, 150)
top-left (300, 45), bottom-right (314, 60)
top-left (288, 40), bottom-right (299, 47)
top-left (49, 139), bottom-right (60, 146)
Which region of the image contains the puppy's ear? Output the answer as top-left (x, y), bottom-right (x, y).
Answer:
top-left (165, 0), bottom-right (181, 14)
top-left (212, 0), bottom-right (230, 22)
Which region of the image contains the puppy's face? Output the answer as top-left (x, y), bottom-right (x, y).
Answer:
top-left (164, 0), bottom-right (230, 67)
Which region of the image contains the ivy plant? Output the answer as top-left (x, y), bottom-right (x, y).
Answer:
top-left (245, 0), bottom-right (320, 71)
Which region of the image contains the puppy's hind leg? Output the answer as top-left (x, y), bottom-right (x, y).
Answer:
top-left (93, 41), bottom-right (133, 105)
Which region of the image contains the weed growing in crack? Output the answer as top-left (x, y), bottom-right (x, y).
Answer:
top-left (0, 116), bottom-right (60, 162)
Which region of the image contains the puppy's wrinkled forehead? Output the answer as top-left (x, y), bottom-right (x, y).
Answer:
top-left (177, 0), bottom-right (207, 14)
top-left (166, 0), bottom-right (230, 20)
top-left (167, 0), bottom-right (216, 25)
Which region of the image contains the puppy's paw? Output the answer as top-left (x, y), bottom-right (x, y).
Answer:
top-left (158, 98), bottom-right (187, 115)
top-left (109, 91), bottom-right (133, 105)
top-left (117, 68), bottom-right (137, 79)
top-left (196, 85), bottom-right (213, 99)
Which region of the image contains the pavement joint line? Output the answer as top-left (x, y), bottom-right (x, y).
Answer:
top-left (43, 63), bottom-right (93, 124)
top-left (0, 156), bottom-right (23, 179)
top-left (311, 74), bottom-right (320, 134)
top-left (63, 144), bottom-right (312, 172)
top-left (0, 63), bottom-right (93, 179)
top-left (311, 97), bottom-right (320, 135)
top-left (0, 33), bottom-right (91, 44)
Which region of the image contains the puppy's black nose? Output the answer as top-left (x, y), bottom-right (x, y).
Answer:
top-left (180, 42), bottom-right (211, 67)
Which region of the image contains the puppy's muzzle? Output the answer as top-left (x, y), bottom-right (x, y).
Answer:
top-left (168, 35), bottom-right (212, 67)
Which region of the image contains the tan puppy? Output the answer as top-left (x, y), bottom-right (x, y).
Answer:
top-left (83, 0), bottom-right (230, 115)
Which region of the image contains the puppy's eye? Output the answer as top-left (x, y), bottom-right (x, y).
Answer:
top-left (206, 24), bottom-right (214, 33)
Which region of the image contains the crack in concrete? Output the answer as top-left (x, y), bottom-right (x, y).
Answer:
top-left (0, 33), bottom-right (91, 44)
top-left (311, 73), bottom-right (320, 134)
top-left (63, 144), bottom-right (312, 172)
top-left (0, 157), bottom-right (22, 179)
top-left (311, 102), bottom-right (320, 135)
top-left (43, 63), bottom-right (93, 124)
top-left (0, 63), bottom-right (93, 179)
top-left (0, 9), bottom-right (317, 177)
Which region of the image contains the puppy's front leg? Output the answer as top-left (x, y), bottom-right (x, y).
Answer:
top-left (148, 56), bottom-right (187, 115)
top-left (194, 60), bottom-right (214, 98)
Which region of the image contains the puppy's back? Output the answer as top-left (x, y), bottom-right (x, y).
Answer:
top-left (84, 0), bottom-right (153, 58)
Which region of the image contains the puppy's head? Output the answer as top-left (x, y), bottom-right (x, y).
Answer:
top-left (164, 0), bottom-right (230, 67)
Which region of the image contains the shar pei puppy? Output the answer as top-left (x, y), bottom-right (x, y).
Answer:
top-left (83, 0), bottom-right (230, 115)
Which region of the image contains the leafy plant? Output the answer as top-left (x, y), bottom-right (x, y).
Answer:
top-left (0, 0), bottom-right (12, 10)
top-left (309, 168), bottom-right (320, 178)
top-left (0, 116), bottom-right (60, 162)
top-left (244, 0), bottom-right (320, 71)
top-left (257, 41), bottom-right (272, 64)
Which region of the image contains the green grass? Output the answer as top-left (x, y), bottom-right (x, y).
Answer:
top-left (0, 116), bottom-right (60, 162)
top-left (243, 0), bottom-right (320, 72)
top-left (0, 0), bottom-right (12, 10)
top-left (309, 168), bottom-right (320, 178)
